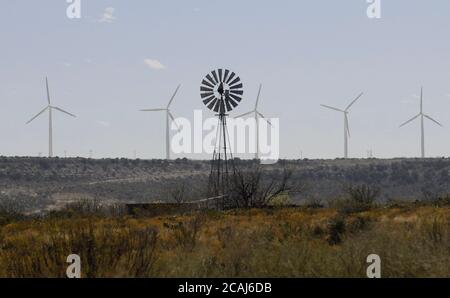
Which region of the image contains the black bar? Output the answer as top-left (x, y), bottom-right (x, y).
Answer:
top-left (1, 278), bottom-right (448, 297)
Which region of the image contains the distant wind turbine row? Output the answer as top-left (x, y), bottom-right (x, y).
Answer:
top-left (25, 78), bottom-right (444, 159)
top-left (320, 88), bottom-right (443, 159)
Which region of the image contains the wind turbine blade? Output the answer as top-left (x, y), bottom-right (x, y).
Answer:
top-left (345, 92), bottom-right (364, 111)
top-left (345, 115), bottom-right (350, 137)
top-left (168, 111), bottom-right (180, 131)
top-left (26, 106), bottom-right (48, 124)
top-left (255, 84), bottom-right (262, 109)
top-left (53, 106), bottom-right (76, 117)
top-left (167, 85), bottom-right (181, 108)
top-left (420, 87), bottom-right (423, 114)
top-left (140, 108), bottom-right (166, 112)
top-left (234, 111), bottom-right (254, 118)
top-left (46, 77), bottom-right (51, 104)
top-left (320, 104), bottom-right (343, 112)
top-left (257, 111), bottom-right (272, 126)
top-left (399, 114), bottom-right (420, 127)
top-left (423, 114), bottom-right (443, 127)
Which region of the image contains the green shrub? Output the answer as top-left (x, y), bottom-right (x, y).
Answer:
top-left (327, 215), bottom-right (346, 245)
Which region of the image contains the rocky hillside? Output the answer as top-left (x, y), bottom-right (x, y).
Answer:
top-left (1, 157), bottom-right (449, 213)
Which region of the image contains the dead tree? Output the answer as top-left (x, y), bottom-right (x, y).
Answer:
top-left (230, 166), bottom-right (302, 208)
top-left (169, 182), bottom-right (187, 204)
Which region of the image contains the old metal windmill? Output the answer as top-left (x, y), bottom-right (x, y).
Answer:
top-left (200, 69), bottom-right (243, 199)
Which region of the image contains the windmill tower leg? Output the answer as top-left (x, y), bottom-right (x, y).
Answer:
top-left (208, 113), bottom-right (235, 203)
top-left (222, 114), bottom-right (229, 189)
top-left (49, 108), bottom-right (53, 158)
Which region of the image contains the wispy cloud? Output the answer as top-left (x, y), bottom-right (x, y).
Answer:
top-left (144, 59), bottom-right (166, 70)
top-left (63, 62), bottom-right (72, 67)
top-left (99, 7), bottom-right (116, 23)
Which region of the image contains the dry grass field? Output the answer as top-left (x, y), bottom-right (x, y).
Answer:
top-left (0, 202), bottom-right (448, 278)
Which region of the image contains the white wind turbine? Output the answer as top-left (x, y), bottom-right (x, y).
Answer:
top-left (320, 92), bottom-right (364, 159)
top-left (235, 84), bottom-right (271, 159)
top-left (400, 87), bottom-right (442, 158)
top-left (140, 85), bottom-right (181, 160)
top-left (26, 77), bottom-right (76, 158)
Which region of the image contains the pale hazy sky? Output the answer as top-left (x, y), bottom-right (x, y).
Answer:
top-left (1, 1), bottom-right (450, 159)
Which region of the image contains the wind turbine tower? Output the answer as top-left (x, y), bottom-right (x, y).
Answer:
top-left (320, 92), bottom-right (364, 159)
top-left (140, 85), bottom-right (181, 160)
top-left (26, 77), bottom-right (76, 157)
top-left (400, 87), bottom-right (442, 158)
top-left (235, 84), bottom-right (271, 159)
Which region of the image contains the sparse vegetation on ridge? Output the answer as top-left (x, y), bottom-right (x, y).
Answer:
top-left (2, 157), bottom-right (450, 214)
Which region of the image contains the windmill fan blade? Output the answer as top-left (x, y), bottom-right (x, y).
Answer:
top-left (53, 106), bottom-right (76, 117)
top-left (234, 111), bottom-right (253, 118)
top-left (228, 97), bottom-right (238, 108)
top-left (201, 92), bottom-right (214, 99)
top-left (345, 92), bottom-right (364, 111)
top-left (257, 111), bottom-right (272, 126)
top-left (213, 99), bottom-right (221, 112)
top-left (224, 92), bottom-right (238, 108)
top-left (424, 114), bottom-right (443, 126)
top-left (218, 69), bottom-right (223, 82)
top-left (226, 72), bottom-right (235, 84)
top-left (167, 85), bottom-right (181, 108)
top-left (26, 106), bottom-right (48, 124)
top-left (46, 77), bottom-right (51, 104)
top-left (207, 98), bottom-right (218, 111)
top-left (229, 93), bottom-right (242, 102)
top-left (201, 79), bottom-right (214, 89)
top-left (203, 95), bottom-right (215, 106)
top-left (230, 83), bottom-right (243, 90)
top-left (211, 70), bottom-right (219, 85)
top-left (200, 86), bottom-right (213, 92)
top-left (168, 111), bottom-right (180, 131)
top-left (229, 76), bottom-right (241, 86)
top-left (230, 90), bottom-right (243, 95)
top-left (206, 74), bottom-right (216, 85)
top-left (140, 108), bottom-right (166, 112)
top-left (399, 114), bottom-right (420, 127)
top-left (320, 104), bottom-right (343, 112)
top-left (223, 69), bottom-right (230, 83)
top-left (225, 98), bottom-right (233, 112)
